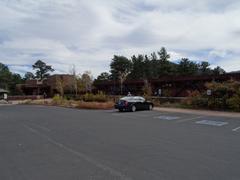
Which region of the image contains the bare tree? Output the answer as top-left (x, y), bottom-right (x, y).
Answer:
top-left (56, 76), bottom-right (65, 97)
top-left (81, 71), bottom-right (93, 93)
top-left (119, 73), bottom-right (128, 95)
top-left (110, 55), bottom-right (132, 95)
top-left (142, 79), bottom-right (152, 97)
top-left (69, 64), bottom-right (78, 96)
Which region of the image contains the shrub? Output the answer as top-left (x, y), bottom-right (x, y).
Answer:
top-left (52, 94), bottom-right (64, 105)
top-left (183, 90), bottom-right (201, 105)
top-left (22, 99), bottom-right (33, 105)
top-left (82, 91), bottom-right (108, 102)
top-left (64, 94), bottom-right (75, 100)
top-left (185, 80), bottom-right (240, 111)
top-left (191, 97), bottom-right (208, 108)
top-left (82, 93), bottom-right (94, 102)
top-left (226, 89), bottom-right (240, 111)
top-left (95, 91), bottom-right (108, 102)
top-left (163, 89), bottom-right (172, 97)
top-left (207, 97), bottom-right (226, 109)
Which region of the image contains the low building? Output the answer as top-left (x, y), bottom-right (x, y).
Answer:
top-left (17, 74), bottom-right (75, 97)
top-left (94, 73), bottom-right (240, 97)
top-left (0, 88), bottom-right (9, 100)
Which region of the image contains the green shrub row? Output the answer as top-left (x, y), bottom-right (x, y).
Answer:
top-left (185, 80), bottom-right (240, 111)
top-left (82, 91), bottom-right (108, 102)
top-left (52, 91), bottom-right (108, 103)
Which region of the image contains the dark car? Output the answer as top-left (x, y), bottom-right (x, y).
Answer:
top-left (115, 96), bottom-right (154, 112)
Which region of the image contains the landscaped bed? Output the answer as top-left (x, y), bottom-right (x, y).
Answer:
top-left (13, 96), bottom-right (114, 110)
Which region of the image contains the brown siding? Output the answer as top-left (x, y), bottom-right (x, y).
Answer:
top-left (17, 74), bottom-right (75, 97)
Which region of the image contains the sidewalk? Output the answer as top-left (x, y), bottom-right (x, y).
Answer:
top-left (154, 107), bottom-right (240, 118)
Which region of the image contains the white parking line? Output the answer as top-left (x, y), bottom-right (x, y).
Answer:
top-left (111, 113), bottom-right (121, 116)
top-left (28, 123), bottom-right (51, 132)
top-left (154, 115), bottom-right (180, 120)
top-left (196, 120), bottom-right (228, 127)
top-left (24, 125), bottom-right (132, 180)
top-left (232, 126), bottom-right (240, 132)
top-left (176, 116), bottom-right (204, 123)
top-left (112, 112), bottom-right (168, 118)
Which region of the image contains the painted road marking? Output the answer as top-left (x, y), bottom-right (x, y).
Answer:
top-left (176, 116), bottom-right (204, 123)
top-left (112, 112), bottom-right (168, 117)
top-left (129, 112), bottom-right (169, 118)
top-left (28, 123), bottom-right (51, 132)
top-left (232, 126), bottom-right (240, 132)
top-left (24, 125), bottom-right (132, 180)
top-left (111, 113), bottom-right (122, 116)
top-left (154, 115), bottom-right (180, 120)
top-left (195, 120), bottom-right (228, 127)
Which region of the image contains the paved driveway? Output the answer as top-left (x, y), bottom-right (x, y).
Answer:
top-left (0, 105), bottom-right (240, 180)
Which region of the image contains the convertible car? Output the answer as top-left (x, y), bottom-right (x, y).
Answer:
top-left (114, 96), bottom-right (154, 112)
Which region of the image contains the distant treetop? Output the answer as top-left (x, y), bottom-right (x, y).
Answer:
top-left (32, 60), bottom-right (54, 80)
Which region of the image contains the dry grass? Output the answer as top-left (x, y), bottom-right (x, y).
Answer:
top-left (77, 101), bottom-right (114, 110)
top-left (18, 99), bottom-right (52, 105)
top-left (16, 98), bottom-right (114, 110)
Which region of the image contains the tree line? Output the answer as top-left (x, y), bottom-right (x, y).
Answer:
top-left (0, 60), bottom-right (55, 95)
top-left (0, 63), bottom-right (23, 94)
top-left (0, 47), bottom-right (226, 95)
top-left (96, 47), bottom-right (225, 83)
top-left (0, 60), bottom-right (94, 96)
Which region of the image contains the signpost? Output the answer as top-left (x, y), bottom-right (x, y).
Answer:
top-left (3, 93), bottom-right (7, 100)
top-left (207, 89), bottom-right (212, 96)
top-left (158, 89), bottom-right (162, 96)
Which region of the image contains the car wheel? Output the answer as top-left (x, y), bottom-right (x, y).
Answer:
top-left (148, 104), bottom-right (153, 110)
top-left (131, 105), bottom-right (136, 112)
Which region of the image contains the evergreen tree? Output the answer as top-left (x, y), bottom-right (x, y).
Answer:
top-left (32, 60), bottom-right (54, 80)
top-left (178, 58), bottom-right (198, 75)
top-left (110, 55), bottom-right (132, 94)
top-left (24, 72), bottom-right (35, 80)
top-left (0, 63), bottom-right (12, 89)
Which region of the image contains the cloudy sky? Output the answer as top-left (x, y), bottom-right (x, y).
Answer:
top-left (1, 0), bottom-right (240, 77)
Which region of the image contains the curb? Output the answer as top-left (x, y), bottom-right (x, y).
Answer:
top-left (154, 107), bottom-right (240, 118)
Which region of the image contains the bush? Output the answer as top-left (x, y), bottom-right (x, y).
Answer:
top-left (82, 93), bottom-right (93, 102)
top-left (183, 90), bottom-right (201, 105)
top-left (185, 80), bottom-right (240, 111)
top-left (64, 94), bottom-right (75, 100)
top-left (52, 94), bottom-right (64, 105)
top-left (21, 99), bottom-right (33, 105)
top-left (207, 97), bottom-right (226, 110)
top-left (226, 89), bottom-right (240, 111)
top-left (191, 97), bottom-right (208, 108)
top-left (82, 91), bottom-right (108, 102)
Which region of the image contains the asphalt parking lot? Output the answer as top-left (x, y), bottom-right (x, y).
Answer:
top-left (0, 105), bottom-right (240, 180)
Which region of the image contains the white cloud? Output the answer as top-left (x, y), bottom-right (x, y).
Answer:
top-left (218, 58), bottom-right (240, 72)
top-left (0, 0), bottom-right (240, 77)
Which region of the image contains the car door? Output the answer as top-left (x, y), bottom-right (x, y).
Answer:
top-left (131, 97), bottom-right (140, 110)
top-left (137, 97), bottom-right (145, 110)
top-left (140, 97), bottom-right (148, 110)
